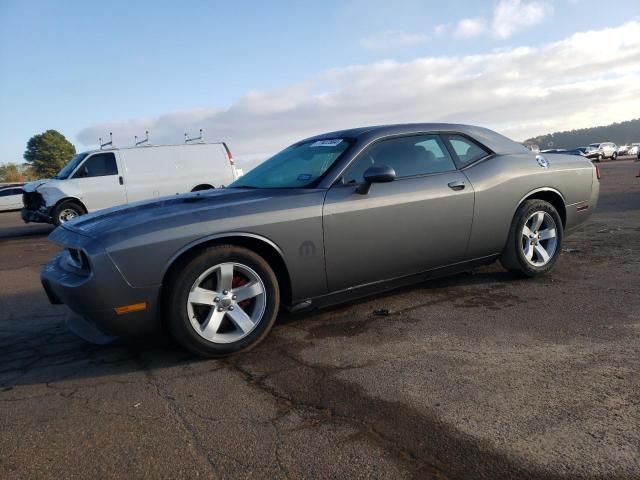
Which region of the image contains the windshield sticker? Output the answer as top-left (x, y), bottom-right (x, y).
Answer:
top-left (310, 139), bottom-right (343, 148)
top-left (297, 174), bottom-right (312, 181)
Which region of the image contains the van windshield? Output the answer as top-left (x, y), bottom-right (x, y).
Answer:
top-left (55, 153), bottom-right (88, 179)
top-left (229, 139), bottom-right (352, 189)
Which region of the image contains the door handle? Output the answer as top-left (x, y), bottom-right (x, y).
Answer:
top-left (448, 180), bottom-right (465, 191)
top-left (119, 176), bottom-right (124, 185)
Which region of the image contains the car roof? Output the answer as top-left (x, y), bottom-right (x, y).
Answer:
top-left (300, 123), bottom-right (529, 155)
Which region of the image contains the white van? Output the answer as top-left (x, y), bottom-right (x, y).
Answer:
top-left (22, 142), bottom-right (242, 225)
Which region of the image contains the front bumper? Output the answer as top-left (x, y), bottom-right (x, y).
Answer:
top-left (22, 207), bottom-right (53, 224)
top-left (41, 229), bottom-right (162, 337)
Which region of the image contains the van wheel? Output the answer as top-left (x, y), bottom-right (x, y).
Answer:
top-left (53, 200), bottom-right (84, 226)
top-left (165, 245), bottom-right (280, 357)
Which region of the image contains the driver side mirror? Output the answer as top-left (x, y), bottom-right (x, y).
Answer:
top-left (356, 165), bottom-right (396, 195)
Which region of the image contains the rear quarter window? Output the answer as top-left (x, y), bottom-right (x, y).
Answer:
top-left (442, 134), bottom-right (490, 167)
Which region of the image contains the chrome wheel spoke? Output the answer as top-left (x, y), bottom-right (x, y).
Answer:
top-left (226, 307), bottom-right (254, 333)
top-left (538, 228), bottom-right (556, 241)
top-left (218, 263), bottom-right (234, 292)
top-left (534, 244), bottom-right (550, 263)
top-left (233, 281), bottom-right (264, 302)
top-left (188, 286), bottom-right (217, 306)
top-left (201, 308), bottom-right (225, 336)
top-left (522, 225), bottom-right (533, 238)
top-left (524, 241), bottom-right (534, 260)
top-left (530, 212), bottom-right (544, 232)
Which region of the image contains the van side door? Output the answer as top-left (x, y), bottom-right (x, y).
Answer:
top-left (70, 152), bottom-right (127, 211)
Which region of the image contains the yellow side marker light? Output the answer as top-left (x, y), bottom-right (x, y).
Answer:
top-left (114, 302), bottom-right (148, 315)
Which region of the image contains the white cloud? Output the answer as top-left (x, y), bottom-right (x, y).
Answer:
top-left (492, 0), bottom-right (553, 39)
top-left (360, 30), bottom-right (428, 52)
top-left (78, 22), bottom-right (640, 167)
top-left (433, 23), bottom-right (450, 36)
top-left (454, 18), bottom-right (487, 38)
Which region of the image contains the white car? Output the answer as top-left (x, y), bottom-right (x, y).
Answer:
top-left (617, 145), bottom-right (630, 155)
top-left (0, 185), bottom-right (24, 212)
top-left (22, 142), bottom-right (243, 225)
top-left (588, 142), bottom-right (618, 161)
top-left (629, 144), bottom-right (640, 156)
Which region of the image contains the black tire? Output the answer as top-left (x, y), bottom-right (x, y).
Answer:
top-left (612, 152), bottom-right (617, 161)
top-left (52, 200), bottom-right (84, 226)
top-left (500, 199), bottom-right (563, 277)
top-left (597, 154), bottom-right (603, 162)
top-left (164, 245), bottom-right (280, 357)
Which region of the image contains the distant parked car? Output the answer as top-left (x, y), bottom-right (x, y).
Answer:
top-left (617, 145), bottom-right (630, 155)
top-left (0, 186), bottom-right (24, 212)
top-left (587, 142), bottom-right (618, 161)
top-left (628, 144), bottom-right (640, 156)
top-left (22, 142), bottom-right (242, 226)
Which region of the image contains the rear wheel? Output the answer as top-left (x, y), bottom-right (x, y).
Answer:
top-left (612, 152), bottom-right (617, 161)
top-left (165, 245), bottom-right (280, 357)
top-left (500, 200), bottom-right (563, 277)
top-left (52, 200), bottom-right (84, 226)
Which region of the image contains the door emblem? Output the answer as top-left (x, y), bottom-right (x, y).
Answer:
top-left (536, 155), bottom-right (549, 168)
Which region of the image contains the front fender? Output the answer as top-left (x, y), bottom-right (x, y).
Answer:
top-left (38, 181), bottom-right (83, 207)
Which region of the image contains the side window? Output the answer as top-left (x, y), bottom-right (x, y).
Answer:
top-left (1, 188), bottom-right (21, 196)
top-left (343, 135), bottom-right (456, 183)
top-left (442, 134), bottom-right (490, 167)
top-left (73, 152), bottom-right (118, 178)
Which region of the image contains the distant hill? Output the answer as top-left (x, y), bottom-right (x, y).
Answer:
top-left (524, 118), bottom-right (640, 149)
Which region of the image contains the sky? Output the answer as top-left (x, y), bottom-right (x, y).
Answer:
top-left (1, 0), bottom-right (639, 167)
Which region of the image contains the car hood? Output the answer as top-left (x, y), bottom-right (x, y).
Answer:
top-left (23, 179), bottom-right (52, 192)
top-left (62, 188), bottom-right (294, 239)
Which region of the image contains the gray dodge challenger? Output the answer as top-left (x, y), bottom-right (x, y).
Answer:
top-left (41, 124), bottom-right (599, 356)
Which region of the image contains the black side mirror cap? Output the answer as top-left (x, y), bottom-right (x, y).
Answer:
top-left (356, 165), bottom-right (396, 194)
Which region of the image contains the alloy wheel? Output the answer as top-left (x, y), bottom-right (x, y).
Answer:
top-left (186, 262), bottom-right (267, 343)
top-left (521, 211), bottom-right (558, 267)
top-left (58, 208), bottom-right (79, 223)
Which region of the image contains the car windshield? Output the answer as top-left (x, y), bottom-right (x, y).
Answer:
top-left (55, 153), bottom-right (88, 179)
top-left (229, 139), bottom-right (352, 189)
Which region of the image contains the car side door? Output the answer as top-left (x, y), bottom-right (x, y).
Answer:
top-left (322, 133), bottom-right (475, 292)
top-left (0, 187), bottom-right (24, 211)
top-left (70, 152), bottom-right (127, 211)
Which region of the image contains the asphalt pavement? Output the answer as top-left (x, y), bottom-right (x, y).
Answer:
top-left (1, 159), bottom-right (639, 479)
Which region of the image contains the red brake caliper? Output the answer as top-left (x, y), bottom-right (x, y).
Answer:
top-left (232, 275), bottom-right (251, 309)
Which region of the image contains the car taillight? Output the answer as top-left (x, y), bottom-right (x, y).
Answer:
top-left (595, 164), bottom-right (601, 180)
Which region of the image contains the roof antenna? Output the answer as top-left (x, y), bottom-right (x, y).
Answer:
top-left (99, 132), bottom-right (113, 150)
top-left (135, 130), bottom-right (150, 146)
top-left (184, 128), bottom-right (204, 143)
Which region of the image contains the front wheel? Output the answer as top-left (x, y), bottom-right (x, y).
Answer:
top-left (165, 245), bottom-right (280, 357)
top-left (612, 152), bottom-right (617, 161)
top-left (52, 200), bottom-right (84, 226)
top-left (500, 200), bottom-right (563, 277)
